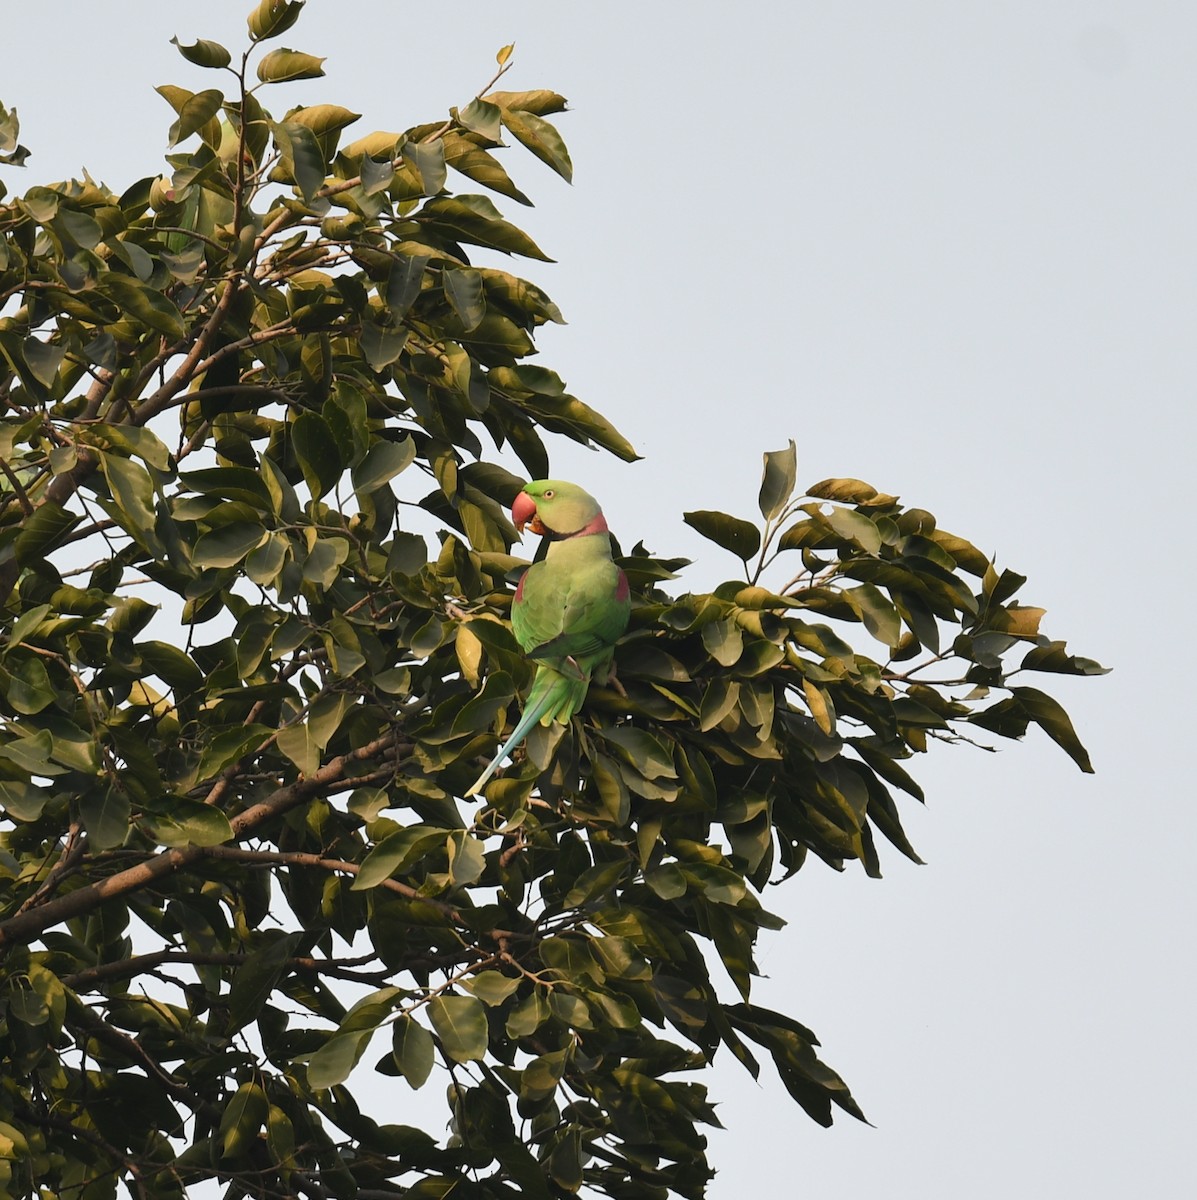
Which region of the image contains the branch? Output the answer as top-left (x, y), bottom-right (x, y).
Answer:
top-left (138, 279), bottom-right (242, 422)
top-left (202, 845), bottom-right (518, 941)
top-left (0, 455), bottom-right (35, 516)
top-left (68, 1002), bottom-right (219, 1123)
top-left (0, 732), bottom-right (399, 949)
top-left (63, 949), bottom-right (390, 993)
top-left (16, 1102), bottom-right (148, 1200)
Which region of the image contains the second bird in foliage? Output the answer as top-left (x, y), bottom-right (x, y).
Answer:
top-left (465, 480), bottom-right (630, 797)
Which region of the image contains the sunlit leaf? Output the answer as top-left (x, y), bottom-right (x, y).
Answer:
top-left (257, 48), bottom-right (326, 83)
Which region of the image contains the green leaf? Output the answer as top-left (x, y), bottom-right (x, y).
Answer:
top-left (57, 208), bottom-right (104, 250)
top-left (1011, 685), bottom-right (1096, 773)
top-left (291, 411), bottom-right (342, 499)
top-left (702, 618), bottom-right (744, 667)
top-left (392, 1016), bottom-right (435, 1088)
top-left (3, 657), bottom-right (54, 714)
top-left (1020, 641), bottom-right (1109, 676)
top-left (424, 196), bottom-right (549, 260)
top-left (352, 436), bottom-right (415, 494)
top-left (759, 439), bottom-right (797, 522)
top-left (446, 830), bottom-right (485, 887)
top-left (684, 510), bottom-right (761, 560)
top-left (549, 1128), bottom-right (584, 1192)
top-left (427, 994), bottom-right (487, 1063)
top-left (352, 825), bottom-right (448, 890)
top-left (506, 989), bottom-right (549, 1038)
top-left (307, 1029), bottom-right (373, 1089)
top-left (500, 107), bottom-right (573, 182)
top-left (807, 477), bottom-right (880, 504)
top-left (846, 584), bottom-right (901, 648)
top-left (989, 604), bottom-right (1046, 639)
top-left (248, 0), bottom-right (305, 42)
top-left (301, 536), bottom-right (349, 588)
top-left (402, 139), bottom-right (447, 195)
top-left (520, 1046), bottom-right (567, 1101)
top-left (194, 725), bottom-right (272, 781)
top-left (219, 1083), bottom-right (269, 1159)
top-left (100, 274), bottom-right (186, 339)
top-left (226, 933), bottom-right (299, 1033)
top-left (457, 98), bottom-right (502, 141)
top-left (646, 863), bottom-right (687, 900)
top-left (155, 85), bottom-right (224, 147)
top-left (0, 779), bottom-right (50, 821)
top-left (276, 722), bottom-right (319, 776)
top-left (288, 103), bottom-right (360, 140)
top-left (385, 253), bottom-right (428, 316)
top-left (821, 505), bottom-right (883, 554)
top-left (99, 453), bottom-right (158, 546)
top-left (22, 337), bottom-right (64, 388)
top-left (13, 503), bottom-right (80, 566)
top-left (359, 318), bottom-right (409, 370)
top-left (462, 971), bottom-right (520, 1006)
top-left (444, 267), bottom-right (486, 332)
top-left (184, 463), bottom-right (275, 506)
top-left (360, 152), bottom-right (394, 195)
top-left (88, 423), bottom-right (173, 471)
top-left (256, 48), bottom-right (326, 83)
top-left (441, 139), bottom-right (531, 207)
top-left (141, 797), bottom-right (234, 848)
top-left (79, 784), bottom-right (130, 850)
top-left (273, 120), bottom-right (326, 201)
top-left (600, 727), bottom-right (677, 780)
top-left (191, 522), bottom-right (267, 569)
top-left (171, 36), bottom-right (232, 69)
top-left (0, 729), bottom-right (64, 776)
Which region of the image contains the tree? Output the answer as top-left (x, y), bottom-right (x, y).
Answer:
top-left (0, 4), bottom-right (1105, 1197)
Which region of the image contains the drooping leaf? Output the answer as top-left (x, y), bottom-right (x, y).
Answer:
top-left (392, 1016), bottom-right (435, 1088)
top-left (427, 994), bottom-right (487, 1063)
top-left (291, 411), bottom-right (342, 499)
top-left (683, 510), bottom-right (762, 561)
top-left (306, 1029), bottom-right (373, 1089)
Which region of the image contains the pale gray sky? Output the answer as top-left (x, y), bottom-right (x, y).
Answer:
top-left (6, 2), bottom-right (1193, 1195)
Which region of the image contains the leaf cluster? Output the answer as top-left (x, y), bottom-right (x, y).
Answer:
top-left (0, 8), bottom-right (1103, 1199)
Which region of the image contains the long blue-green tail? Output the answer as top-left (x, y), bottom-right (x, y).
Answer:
top-left (464, 666), bottom-right (585, 797)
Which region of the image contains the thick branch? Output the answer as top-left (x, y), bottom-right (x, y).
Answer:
top-left (137, 279), bottom-right (242, 422)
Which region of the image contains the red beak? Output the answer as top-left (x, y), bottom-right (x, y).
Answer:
top-left (511, 491), bottom-right (537, 533)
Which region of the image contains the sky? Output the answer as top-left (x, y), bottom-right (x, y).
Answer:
top-left (5, 2), bottom-right (1195, 1196)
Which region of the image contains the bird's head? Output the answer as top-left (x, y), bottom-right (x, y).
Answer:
top-left (512, 480), bottom-right (608, 539)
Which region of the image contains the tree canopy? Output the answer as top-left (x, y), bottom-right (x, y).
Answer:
top-left (0, 4), bottom-right (1105, 1198)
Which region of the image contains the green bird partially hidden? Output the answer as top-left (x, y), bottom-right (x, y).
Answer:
top-left (465, 480), bottom-right (630, 797)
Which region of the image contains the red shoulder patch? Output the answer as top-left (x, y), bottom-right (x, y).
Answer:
top-left (615, 570), bottom-right (630, 603)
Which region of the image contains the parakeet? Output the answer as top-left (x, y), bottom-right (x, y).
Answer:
top-left (464, 480), bottom-right (630, 797)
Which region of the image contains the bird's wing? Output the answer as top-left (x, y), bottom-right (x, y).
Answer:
top-left (514, 558), bottom-right (628, 662)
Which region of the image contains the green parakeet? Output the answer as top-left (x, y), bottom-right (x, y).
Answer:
top-left (465, 480), bottom-right (630, 797)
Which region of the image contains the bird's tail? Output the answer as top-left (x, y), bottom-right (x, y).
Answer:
top-left (464, 667), bottom-right (586, 797)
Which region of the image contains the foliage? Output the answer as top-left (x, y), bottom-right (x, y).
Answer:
top-left (0, 6), bottom-right (1103, 1198)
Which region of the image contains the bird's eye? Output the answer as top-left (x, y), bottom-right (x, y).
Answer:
top-left (543, 489), bottom-right (555, 498)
